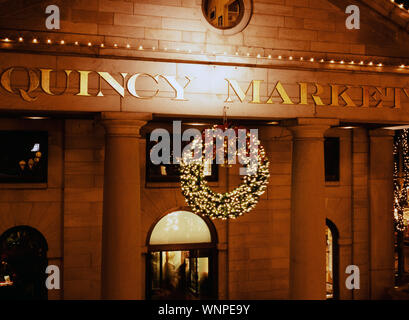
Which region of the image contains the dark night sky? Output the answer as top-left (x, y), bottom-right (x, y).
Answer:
top-left (396, 0), bottom-right (409, 9)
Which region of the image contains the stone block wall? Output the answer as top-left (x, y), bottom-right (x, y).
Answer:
top-left (63, 119), bottom-right (105, 299)
top-left (0, 118), bottom-right (64, 300)
top-left (1, 0), bottom-right (408, 60)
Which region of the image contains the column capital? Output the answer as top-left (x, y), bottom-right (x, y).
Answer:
top-left (100, 112), bottom-right (152, 137)
top-left (284, 118), bottom-right (339, 138)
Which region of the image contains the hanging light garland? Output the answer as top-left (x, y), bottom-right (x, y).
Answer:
top-left (180, 125), bottom-right (270, 220)
top-left (393, 129), bottom-right (409, 231)
top-left (1, 36), bottom-right (409, 71)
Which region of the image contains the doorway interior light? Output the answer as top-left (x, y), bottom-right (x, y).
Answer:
top-left (383, 125), bottom-right (409, 130)
top-left (23, 116), bottom-right (51, 120)
top-left (184, 122), bottom-right (210, 126)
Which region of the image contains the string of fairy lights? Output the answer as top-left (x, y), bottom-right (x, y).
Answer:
top-left (390, 0), bottom-right (409, 11)
top-left (180, 125), bottom-right (270, 220)
top-left (1, 35), bottom-right (409, 71)
top-left (393, 129), bottom-right (409, 231)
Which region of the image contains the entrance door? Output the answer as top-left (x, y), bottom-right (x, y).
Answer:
top-left (148, 248), bottom-right (214, 299)
top-left (146, 210), bottom-right (218, 300)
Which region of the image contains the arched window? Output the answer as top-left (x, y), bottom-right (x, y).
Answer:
top-left (326, 219), bottom-right (339, 300)
top-left (147, 210), bottom-right (217, 300)
top-left (0, 226), bottom-right (48, 300)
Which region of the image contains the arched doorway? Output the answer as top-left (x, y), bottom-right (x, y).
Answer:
top-left (326, 219), bottom-right (339, 300)
top-left (146, 210), bottom-right (218, 300)
top-left (0, 226), bottom-right (48, 300)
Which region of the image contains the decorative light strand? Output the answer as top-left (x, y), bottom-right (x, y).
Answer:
top-left (1, 35), bottom-right (408, 70)
top-left (393, 129), bottom-right (409, 231)
top-left (180, 125), bottom-right (270, 219)
top-left (390, 0), bottom-right (409, 13)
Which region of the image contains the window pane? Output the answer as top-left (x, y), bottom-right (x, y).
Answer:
top-left (324, 137), bottom-right (340, 182)
top-left (0, 131), bottom-right (48, 183)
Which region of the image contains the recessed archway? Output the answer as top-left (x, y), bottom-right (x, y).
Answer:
top-left (0, 225), bottom-right (48, 300)
top-left (326, 218), bottom-right (339, 300)
top-left (146, 210), bottom-right (218, 300)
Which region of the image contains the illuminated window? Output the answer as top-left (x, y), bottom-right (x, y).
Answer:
top-left (202, 0), bottom-right (244, 30)
top-left (326, 219), bottom-right (339, 300)
top-left (150, 211), bottom-right (212, 245)
top-left (0, 131), bottom-right (48, 183)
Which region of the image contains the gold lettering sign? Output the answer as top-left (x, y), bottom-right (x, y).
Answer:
top-left (0, 66), bottom-right (408, 110)
top-left (1, 67), bottom-right (39, 102)
top-left (40, 69), bottom-right (72, 95)
top-left (225, 79), bottom-right (262, 103)
top-left (127, 73), bottom-right (159, 99)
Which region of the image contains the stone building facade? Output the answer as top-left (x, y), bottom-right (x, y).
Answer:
top-left (0, 0), bottom-right (408, 300)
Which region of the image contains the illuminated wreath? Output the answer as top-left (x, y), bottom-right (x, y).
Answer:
top-left (180, 125), bottom-right (270, 219)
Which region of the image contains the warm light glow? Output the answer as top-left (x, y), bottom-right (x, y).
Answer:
top-left (6, 33), bottom-right (409, 70)
top-left (23, 116), bottom-right (50, 120)
top-left (184, 123), bottom-right (210, 126)
top-left (149, 211), bottom-right (212, 245)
